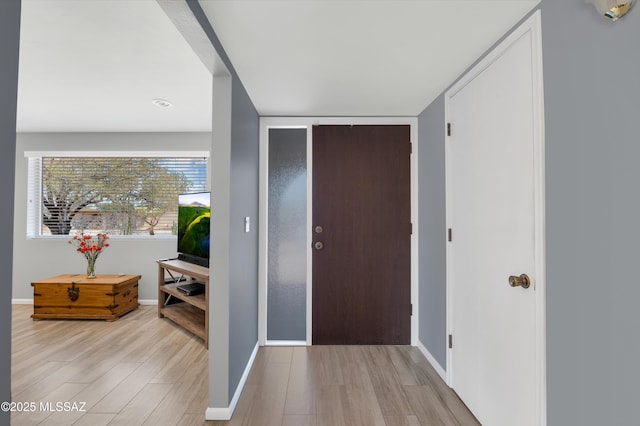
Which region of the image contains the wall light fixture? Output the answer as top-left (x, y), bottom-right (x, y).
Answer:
top-left (586, 0), bottom-right (634, 21)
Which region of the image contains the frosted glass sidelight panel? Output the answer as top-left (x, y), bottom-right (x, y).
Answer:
top-left (267, 128), bottom-right (307, 341)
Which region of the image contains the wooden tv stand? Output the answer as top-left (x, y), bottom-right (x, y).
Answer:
top-left (157, 259), bottom-right (209, 348)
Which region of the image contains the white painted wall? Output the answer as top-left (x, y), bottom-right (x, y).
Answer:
top-left (12, 132), bottom-right (211, 300)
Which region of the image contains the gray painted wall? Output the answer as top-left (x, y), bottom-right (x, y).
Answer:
top-left (10, 1), bottom-right (636, 422)
top-left (0, 0), bottom-right (20, 423)
top-left (417, 9), bottom-right (540, 373)
top-left (187, 0), bottom-right (260, 405)
top-left (541, 2), bottom-right (640, 424)
top-left (228, 79), bottom-right (260, 399)
top-left (418, 3), bottom-right (640, 424)
top-left (12, 132), bottom-right (211, 301)
top-left (417, 95), bottom-right (447, 369)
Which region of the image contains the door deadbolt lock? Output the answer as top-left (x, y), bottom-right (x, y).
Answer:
top-left (508, 274), bottom-right (531, 289)
top-left (315, 225), bottom-right (323, 234)
top-left (314, 241), bottom-right (324, 250)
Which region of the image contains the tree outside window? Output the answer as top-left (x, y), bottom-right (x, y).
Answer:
top-left (39, 156), bottom-right (207, 236)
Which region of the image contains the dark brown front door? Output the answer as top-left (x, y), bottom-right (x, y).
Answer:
top-left (312, 125), bottom-right (411, 344)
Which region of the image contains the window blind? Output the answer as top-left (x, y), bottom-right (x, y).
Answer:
top-left (26, 154), bottom-right (209, 237)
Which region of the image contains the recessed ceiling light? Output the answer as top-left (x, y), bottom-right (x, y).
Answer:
top-left (152, 98), bottom-right (173, 108)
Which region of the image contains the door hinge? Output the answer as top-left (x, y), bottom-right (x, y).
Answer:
top-left (410, 304), bottom-right (413, 316)
top-left (448, 228), bottom-right (452, 242)
top-left (449, 334), bottom-right (453, 349)
top-left (410, 223), bottom-right (413, 235)
top-left (409, 142), bottom-right (413, 154)
top-left (447, 122), bottom-right (452, 137)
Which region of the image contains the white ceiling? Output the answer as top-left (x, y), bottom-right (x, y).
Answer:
top-left (199, 0), bottom-right (540, 117)
top-left (17, 0), bottom-right (213, 132)
top-left (16, 0), bottom-right (539, 132)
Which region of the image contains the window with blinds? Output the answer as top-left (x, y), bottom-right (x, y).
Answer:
top-left (26, 153), bottom-right (209, 237)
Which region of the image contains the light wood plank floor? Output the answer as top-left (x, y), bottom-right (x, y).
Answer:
top-left (11, 305), bottom-right (478, 425)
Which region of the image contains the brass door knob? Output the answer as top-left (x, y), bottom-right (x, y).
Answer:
top-left (508, 274), bottom-right (531, 289)
top-left (314, 241), bottom-right (324, 250)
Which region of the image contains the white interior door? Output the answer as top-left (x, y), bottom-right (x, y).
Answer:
top-left (446, 12), bottom-right (545, 426)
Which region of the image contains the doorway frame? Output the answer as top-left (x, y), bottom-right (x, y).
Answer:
top-left (444, 10), bottom-right (546, 425)
top-left (259, 117), bottom-right (419, 346)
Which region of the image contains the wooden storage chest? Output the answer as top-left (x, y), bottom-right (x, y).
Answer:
top-left (31, 274), bottom-right (140, 321)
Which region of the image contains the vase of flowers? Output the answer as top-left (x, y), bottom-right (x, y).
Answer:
top-left (69, 233), bottom-right (109, 278)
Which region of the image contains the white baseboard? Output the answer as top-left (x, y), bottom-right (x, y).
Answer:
top-left (417, 340), bottom-right (447, 383)
top-left (265, 340), bottom-right (307, 346)
top-left (204, 407), bottom-right (233, 421)
top-left (138, 299), bottom-right (158, 305)
top-left (205, 341), bottom-right (259, 421)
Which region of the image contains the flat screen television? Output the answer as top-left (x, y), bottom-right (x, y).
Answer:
top-left (177, 192), bottom-right (210, 267)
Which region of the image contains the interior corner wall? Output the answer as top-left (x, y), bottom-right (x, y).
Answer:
top-left (0, 0), bottom-right (20, 422)
top-left (540, 2), bottom-right (640, 425)
top-left (186, 0), bottom-right (260, 409)
top-left (418, 2), bottom-right (640, 424)
top-left (416, 6), bottom-right (541, 375)
top-left (209, 74), bottom-right (232, 409)
top-left (417, 94), bottom-right (447, 369)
